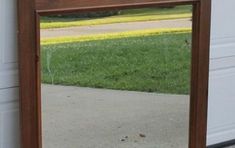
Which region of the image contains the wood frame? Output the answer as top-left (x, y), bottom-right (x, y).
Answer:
top-left (17, 0), bottom-right (211, 148)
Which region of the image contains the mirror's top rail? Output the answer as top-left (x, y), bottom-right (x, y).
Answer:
top-left (36, 0), bottom-right (198, 15)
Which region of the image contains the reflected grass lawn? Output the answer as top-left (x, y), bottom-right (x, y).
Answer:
top-left (41, 32), bottom-right (191, 94)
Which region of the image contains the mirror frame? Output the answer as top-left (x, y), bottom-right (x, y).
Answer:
top-left (17, 0), bottom-right (211, 148)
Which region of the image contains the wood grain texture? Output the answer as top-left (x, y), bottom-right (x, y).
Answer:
top-left (189, 1), bottom-right (211, 148)
top-left (18, 0), bottom-right (211, 148)
top-left (36, 0), bottom-right (198, 12)
top-left (17, 0), bottom-right (41, 148)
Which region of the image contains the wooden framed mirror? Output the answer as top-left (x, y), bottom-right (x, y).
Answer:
top-left (17, 0), bottom-right (211, 148)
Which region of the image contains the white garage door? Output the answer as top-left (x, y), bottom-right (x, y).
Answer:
top-left (0, 0), bottom-right (20, 147)
top-left (207, 0), bottom-right (235, 146)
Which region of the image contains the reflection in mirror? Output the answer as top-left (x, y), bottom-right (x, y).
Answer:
top-left (40, 5), bottom-right (192, 148)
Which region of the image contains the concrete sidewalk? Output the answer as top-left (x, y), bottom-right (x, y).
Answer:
top-left (41, 19), bottom-right (191, 38)
top-left (42, 84), bottom-right (189, 148)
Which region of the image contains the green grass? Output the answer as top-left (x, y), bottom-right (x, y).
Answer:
top-left (41, 5), bottom-right (192, 29)
top-left (41, 32), bottom-right (192, 94)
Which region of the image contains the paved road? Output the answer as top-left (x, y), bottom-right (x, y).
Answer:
top-left (41, 19), bottom-right (191, 38)
top-left (42, 84), bottom-right (189, 148)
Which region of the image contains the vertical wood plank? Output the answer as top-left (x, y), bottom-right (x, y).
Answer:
top-left (17, 0), bottom-right (41, 147)
top-left (189, 0), bottom-right (211, 148)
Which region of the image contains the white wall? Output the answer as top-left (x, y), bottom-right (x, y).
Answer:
top-left (0, 0), bottom-right (20, 147)
top-left (207, 0), bottom-right (235, 146)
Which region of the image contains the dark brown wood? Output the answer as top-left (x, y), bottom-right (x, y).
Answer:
top-left (189, 1), bottom-right (211, 148)
top-left (37, 1), bottom-right (196, 16)
top-left (18, 0), bottom-right (211, 148)
top-left (36, 13), bottom-right (43, 148)
top-left (17, 0), bottom-right (41, 148)
top-left (36, 0), bottom-right (198, 11)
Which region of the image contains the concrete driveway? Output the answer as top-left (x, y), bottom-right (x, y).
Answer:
top-left (42, 84), bottom-right (189, 148)
top-left (41, 19), bottom-right (191, 38)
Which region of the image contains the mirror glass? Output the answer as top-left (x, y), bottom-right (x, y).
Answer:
top-left (40, 5), bottom-right (193, 148)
